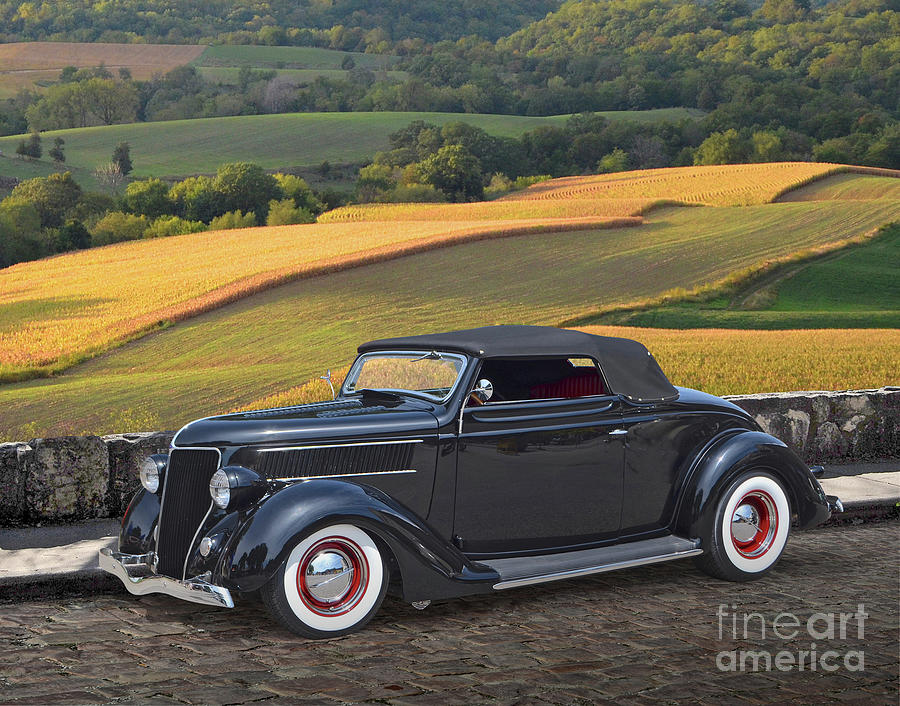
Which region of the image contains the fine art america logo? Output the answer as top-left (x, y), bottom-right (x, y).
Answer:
top-left (716, 604), bottom-right (867, 672)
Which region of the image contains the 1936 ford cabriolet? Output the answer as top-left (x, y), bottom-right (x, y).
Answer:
top-left (100, 326), bottom-right (841, 638)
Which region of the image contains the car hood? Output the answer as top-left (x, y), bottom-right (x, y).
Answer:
top-left (172, 395), bottom-right (440, 448)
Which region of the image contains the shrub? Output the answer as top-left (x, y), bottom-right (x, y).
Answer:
top-left (144, 215), bottom-right (206, 238)
top-left (90, 211), bottom-right (149, 246)
top-left (124, 178), bottom-right (174, 219)
top-left (266, 199), bottom-right (315, 226)
top-left (209, 210), bottom-right (257, 230)
top-left (379, 183), bottom-right (445, 202)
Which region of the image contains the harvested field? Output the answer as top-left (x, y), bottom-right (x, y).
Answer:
top-left (0, 216), bottom-right (635, 379)
top-left (0, 42), bottom-right (206, 77)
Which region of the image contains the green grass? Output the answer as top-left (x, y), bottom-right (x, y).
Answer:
top-left (198, 67), bottom-right (409, 85)
top-left (0, 109), bottom-right (696, 178)
top-left (0, 198), bottom-right (895, 439)
top-left (0, 154), bottom-right (106, 191)
top-left (197, 45), bottom-right (399, 70)
top-left (588, 221), bottom-right (900, 329)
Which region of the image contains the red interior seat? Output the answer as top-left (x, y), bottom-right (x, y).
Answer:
top-left (530, 368), bottom-right (604, 399)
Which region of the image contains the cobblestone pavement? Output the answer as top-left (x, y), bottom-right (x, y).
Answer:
top-left (1, 521), bottom-right (897, 705)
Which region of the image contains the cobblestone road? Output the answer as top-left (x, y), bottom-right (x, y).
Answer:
top-left (1, 521), bottom-right (897, 705)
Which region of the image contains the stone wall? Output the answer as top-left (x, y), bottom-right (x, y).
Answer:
top-left (727, 387), bottom-right (898, 463)
top-left (1, 432), bottom-right (173, 525)
top-left (0, 388), bottom-right (897, 525)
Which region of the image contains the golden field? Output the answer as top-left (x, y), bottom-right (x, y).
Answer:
top-left (238, 327), bottom-right (900, 411)
top-left (507, 163), bottom-right (898, 206)
top-left (0, 216), bottom-right (635, 379)
top-left (319, 197), bottom-right (673, 222)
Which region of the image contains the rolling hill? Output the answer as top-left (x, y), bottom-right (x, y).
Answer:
top-left (0, 109), bottom-right (696, 181)
top-left (0, 165), bottom-right (896, 439)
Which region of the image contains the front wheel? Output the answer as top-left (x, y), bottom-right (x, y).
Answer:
top-left (695, 471), bottom-right (791, 582)
top-left (261, 524), bottom-right (388, 638)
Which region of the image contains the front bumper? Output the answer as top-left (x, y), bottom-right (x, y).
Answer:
top-left (99, 548), bottom-right (234, 608)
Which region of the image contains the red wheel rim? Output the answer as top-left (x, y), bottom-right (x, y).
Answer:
top-left (296, 537), bottom-right (369, 616)
top-left (730, 490), bottom-right (778, 558)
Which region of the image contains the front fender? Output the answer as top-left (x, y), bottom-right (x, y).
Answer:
top-left (674, 430), bottom-right (830, 539)
top-left (218, 479), bottom-right (497, 601)
top-left (119, 488), bottom-right (160, 555)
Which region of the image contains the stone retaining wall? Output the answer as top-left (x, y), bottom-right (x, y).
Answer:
top-left (1, 388), bottom-right (896, 525)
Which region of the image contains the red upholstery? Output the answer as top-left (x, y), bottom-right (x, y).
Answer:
top-left (530, 369), bottom-right (604, 399)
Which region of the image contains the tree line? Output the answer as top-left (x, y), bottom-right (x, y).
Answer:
top-left (0, 0), bottom-right (896, 167)
top-left (0, 0), bottom-right (557, 45)
top-left (0, 162), bottom-right (324, 268)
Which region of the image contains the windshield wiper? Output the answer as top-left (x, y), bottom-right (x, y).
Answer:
top-left (412, 350), bottom-right (443, 362)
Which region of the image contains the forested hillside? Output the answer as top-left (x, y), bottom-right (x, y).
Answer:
top-left (0, 0), bottom-right (560, 44)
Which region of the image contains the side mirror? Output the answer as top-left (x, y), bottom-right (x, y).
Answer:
top-left (471, 379), bottom-right (493, 403)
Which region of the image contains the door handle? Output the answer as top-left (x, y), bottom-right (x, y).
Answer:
top-left (609, 429), bottom-right (628, 436)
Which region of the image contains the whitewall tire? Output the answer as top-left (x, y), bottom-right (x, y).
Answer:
top-left (695, 471), bottom-right (791, 582)
top-left (261, 524), bottom-right (388, 638)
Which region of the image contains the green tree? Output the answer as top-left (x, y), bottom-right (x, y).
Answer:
top-left (9, 171), bottom-right (82, 228)
top-left (417, 144), bottom-right (483, 201)
top-left (274, 174), bottom-right (324, 214)
top-left (266, 199), bottom-right (316, 226)
top-left (597, 148), bottom-right (629, 173)
top-left (751, 130), bottom-right (784, 162)
top-left (15, 131), bottom-right (41, 159)
top-left (694, 129), bottom-right (749, 165)
top-left (144, 215), bottom-right (206, 238)
top-left (48, 137), bottom-right (65, 165)
top-left (123, 179), bottom-right (173, 219)
top-left (213, 162), bottom-right (282, 220)
top-left (112, 142), bottom-right (133, 176)
top-left (52, 219), bottom-right (91, 252)
top-left (90, 211), bottom-right (149, 246)
top-left (0, 199), bottom-right (44, 267)
top-left (209, 210), bottom-right (257, 230)
top-left (169, 175), bottom-right (223, 223)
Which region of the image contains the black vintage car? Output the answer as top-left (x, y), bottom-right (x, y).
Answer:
top-left (100, 326), bottom-right (841, 638)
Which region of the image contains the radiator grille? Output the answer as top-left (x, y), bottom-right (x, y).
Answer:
top-left (257, 443), bottom-right (416, 480)
top-left (156, 448), bottom-right (220, 579)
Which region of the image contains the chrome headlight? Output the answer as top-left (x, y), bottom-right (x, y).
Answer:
top-left (209, 469), bottom-right (230, 509)
top-left (208, 466), bottom-right (267, 511)
top-left (139, 455), bottom-right (166, 493)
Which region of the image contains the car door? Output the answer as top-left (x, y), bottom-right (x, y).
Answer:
top-left (453, 394), bottom-right (625, 555)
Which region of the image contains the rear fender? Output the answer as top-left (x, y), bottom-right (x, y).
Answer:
top-left (674, 430), bottom-right (830, 539)
top-left (218, 479), bottom-right (497, 601)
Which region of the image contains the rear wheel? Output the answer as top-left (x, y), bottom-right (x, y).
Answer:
top-left (261, 524), bottom-right (388, 638)
top-left (695, 471), bottom-right (790, 582)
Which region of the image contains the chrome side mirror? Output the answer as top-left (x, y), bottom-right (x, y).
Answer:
top-left (472, 379), bottom-right (493, 403)
top-left (320, 369), bottom-right (335, 399)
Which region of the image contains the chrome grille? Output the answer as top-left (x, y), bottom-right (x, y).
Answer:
top-left (156, 448), bottom-right (220, 579)
top-left (257, 442), bottom-right (416, 480)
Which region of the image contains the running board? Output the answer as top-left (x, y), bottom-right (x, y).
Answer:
top-left (484, 535), bottom-right (702, 590)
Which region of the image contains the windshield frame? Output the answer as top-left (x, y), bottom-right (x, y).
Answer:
top-left (340, 350), bottom-right (469, 404)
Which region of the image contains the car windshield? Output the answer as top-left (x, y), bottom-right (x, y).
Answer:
top-left (342, 351), bottom-right (467, 402)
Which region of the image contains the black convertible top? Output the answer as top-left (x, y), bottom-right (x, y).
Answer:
top-left (358, 325), bottom-right (678, 402)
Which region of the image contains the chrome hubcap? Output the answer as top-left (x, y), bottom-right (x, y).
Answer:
top-left (731, 503), bottom-right (761, 543)
top-left (303, 550), bottom-right (354, 604)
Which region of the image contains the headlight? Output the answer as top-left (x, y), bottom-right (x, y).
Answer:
top-left (209, 469), bottom-right (230, 509)
top-left (208, 466), bottom-right (266, 511)
top-left (139, 455), bottom-right (166, 493)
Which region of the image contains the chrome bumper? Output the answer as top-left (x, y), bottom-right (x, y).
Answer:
top-left (98, 548), bottom-right (234, 608)
top-left (826, 495), bottom-right (844, 514)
